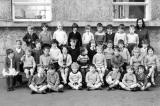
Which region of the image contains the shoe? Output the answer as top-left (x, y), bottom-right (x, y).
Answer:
top-left (31, 91), bottom-right (37, 94)
top-left (87, 87), bottom-right (91, 91)
top-left (7, 88), bottom-right (11, 91)
top-left (107, 87), bottom-right (112, 91)
top-left (42, 91), bottom-right (47, 94)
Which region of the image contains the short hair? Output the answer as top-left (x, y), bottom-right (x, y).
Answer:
top-left (85, 25), bottom-right (91, 30)
top-left (89, 64), bottom-right (96, 69)
top-left (60, 45), bottom-right (68, 53)
top-left (70, 38), bottom-right (77, 43)
top-left (51, 39), bottom-right (59, 45)
top-left (71, 62), bottom-right (79, 69)
top-left (35, 39), bottom-right (41, 45)
top-left (106, 24), bottom-right (113, 29)
top-left (41, 23), bottom-right (49, 29)
top-left (43, 46), bottom-right (50, 51)
top-left (16, 40), bottom-right (22, 45)
top-left (80, 46), bottom-right (87, 55)
top-left (48, 64), bottom-right (56, 70)
top-left (118, 24), bottom-right (125, 30)
top-left (97, 23), bottom-right (103, 27)
top-left (126, 65), bottom-right (134, 71)
top-left (72, 23), bottom-right (79, 29)
top-left (114, 46), bottom-right (120, 52)
top-left (25, 47), bottom-right (32, 53)
top-left (138, 65), bottom-right (145, 71)
top-left (129, 25), bottom-right (135, 29)
top-left (96, 45), bottom-right (103, 51)
top-left (147, 46), bottom-right (154, 53)
top-left (27, 25), bottom-right (34, 30)
top-left (6, 49), bottom-right (14, 56)
top-left (118, 39), bottom-right (124, 45)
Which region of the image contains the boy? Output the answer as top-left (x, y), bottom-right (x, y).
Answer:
top-left (47, 64), bottom-right (64, 92)
top-left (106, 65), bottom-right (121, 90)
top-left (68, 38), bottom-right (80, 62)
top-left (2, 49), bottom-right (19, 91)
top-left (104, 24), bottom-right (115, 44)
top-left (68, 62), bottom-right (82, 90)
top-left (39, 23), bottom-right (52, 48)
top-left (119, 66), bottom-right (138, 91)
top-left (40, 46), bottom-right (52, 71)
top-left (29, 66), bottom-right (47, 94)
top-left (86, 64), bottom-right (102, 90)
top-left (92, 45), bottom-right (107, 83)
top-left (53, 22), bottom-right (68, 46)
top-left (94, 23), bottom-right (105, 45)
top-left (23, 25), bottom-right (39, 49)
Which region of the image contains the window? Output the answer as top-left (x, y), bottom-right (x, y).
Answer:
top-left (113, 0), bottom-right (151, 21)
top-left (12, 0), bottom-right (52, 22)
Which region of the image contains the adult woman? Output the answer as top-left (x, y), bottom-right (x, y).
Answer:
top-left (135, 18), bottom-right (150, 47)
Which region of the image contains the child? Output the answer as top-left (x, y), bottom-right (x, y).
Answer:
top-left (106, 65), bottom-right (121, 90)
top-left (86, 64), bottom-right (102, 90)
top-left (58, 45), bottom-right (72, 84)
top-left (68, 62), bottom-right (82, 90)
top-left (29, 66), bottom-right (47, 94)
top-left (118, 40), bottom-right (130, 71)
top-left (82, 25), bottom-right (94, 47)
top-left (2, 49), bottom-right (19, 91)
top-left (136, 65), bottom-right (151, 91)
top-left (119, 66), bottom-right (138, 91)
top-left (114, 24), bottom-right (127, 47)
top-left (111, 47), bottom-right (124, 73)
top-left (103, 40), bottom-right (114, 71)
top-left (94, 23), bottom-right (105, 45)
top-left (68, 38), bottom-right (80, 62)
top-left (53, 22), bottom-right (68, 46)
top-left (144, 47), bottom-right (159, 85)
top-left (104, 24), bottom-right (115, 44)
top-left (127, 25), bottom-right (139, 54)
top-left (21, 48), bottom-right (36, 79)
top-left (87, 40), bottom-right (97, 64)
top-left (39, 23), bottom-right (52, 48)
top-left (40, 46), bottom-right (52, 71)
top-left (92, 45), bottom-right (107, 84)
top-left (140, 39), bottom-right (149, 59)
top-left (14, 40), bottom-right (25, 85)
top-left (77, 47), bottom-right (90, 87)
top-left (47, 64), bottom-right (64, 92)
top-left (50, 39), bottom-right (61, 70)
top-left (32, 40), bottom-right (43, 65)
top-left (23, 25), bottom-right (39, 49)
top-left (130, 47), bottom-right (143, 73)
top-left (68, 23), bottom-right (82, 49)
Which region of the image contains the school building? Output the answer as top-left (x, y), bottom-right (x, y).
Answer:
top-left (0, 0), bottom-right (160, 71)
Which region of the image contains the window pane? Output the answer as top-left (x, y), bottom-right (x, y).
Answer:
top-left (13, 0), bottom-right (51, 3)
top-left (113, 5), bottom-right (145, 19)
top-left (14, 5), bottom-right (52, 20)
top-left (113, 0), bottom-right (145, 2)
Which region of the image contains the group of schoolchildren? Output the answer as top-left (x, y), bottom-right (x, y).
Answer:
top-left (2, 21), bottom-right (159, 94)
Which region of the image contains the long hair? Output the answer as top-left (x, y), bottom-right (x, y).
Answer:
top-left (136, 18), bottom-right (146, 30)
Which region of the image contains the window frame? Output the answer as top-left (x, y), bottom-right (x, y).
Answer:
top-left (112, 0), bottom-right (151, 21)
top-left (12, 0), bottom-right (52, 22)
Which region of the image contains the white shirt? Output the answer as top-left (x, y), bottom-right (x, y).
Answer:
top-left (127, 33), bottom-right (139, 44)
top-left (50, 47), bottom-right (61, 61)
top-left (82, 32), bottom-right (94, 44)
top-left (53, 30), bottom-right (68, 45)
top-left (114, 32), bottom-right (127, 46)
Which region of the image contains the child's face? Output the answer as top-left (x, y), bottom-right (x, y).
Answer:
top-left (38, 67), bottom-right (44, 75)
top-left (114, 50), bottom-right (119, 56)
top-left (49, 68), bottom-right (56, 74)
top-left (36, 43), bottom-right (41, 49)
top-left (148, 49), bottom-right (154, 56)
top-left (118, 43), bottom-right (124, 48)
top-left (118, 28), bottom-right (124, 33)
top-left (8, 53), bottom-right (14, 59)
top-left (72, 67), bottom-right (78, 73)
top-left (91, 43), bottom-right (96, 48)
top-left (90, 66), bottom-right (96, 73)
top-left (62, 47), bottom-right (68, 54)
top-left (129, 27), bottom-right (135, 33)
top-left (43, 48), bottom-right (49, 55)
top-left (107, 29), bottom-right (112, 34)
top-left (113, 67), bottom-right (119, 72)
top-left (57, 23), bottom-right (62, 30)
top-left (82, 49), bottom-right (88, 55)
top-left (134, 50), bottom-right (139, 57)
top-left (42, 26), bottom-right (47, 31)
top-left (28, 27), bottom-right (33, 34)
top-left (97, 48), bottom-right (102, 54)
top-left (26, 51), bottom-right (31, 56)
top-left (16, 42), bottom-right (22, 49)
top-left (138, 67), bottom-right (144, 74)
top-left (142, 44), bottom-right (148, 49)
top-left (127, 68), bottom-right (133, 74)
top-left (73, 28), bottom-right (77, 32)
top-left (52, 43), bottom-right (57, 48)
top-left (97, 27), bottom-right (103, 32)
top-left (70, 40), bottom-right (76, 47)
top-left (86, 29), bottom-right (90, 33)
top-left (138, 20), bottom-right (143, 27)
top-left (107, 43), bottom-right (113, 48)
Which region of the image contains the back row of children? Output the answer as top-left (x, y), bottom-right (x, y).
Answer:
top-left (2, 21), bottom-right (159, 94)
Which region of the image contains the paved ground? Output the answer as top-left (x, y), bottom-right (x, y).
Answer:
top-left (0, 78), bottom-right (160, 106)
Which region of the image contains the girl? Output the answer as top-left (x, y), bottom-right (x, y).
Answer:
top-left (53, 21), bottom-right (68, 46)
top-left (58, 45), bottom-right (72, 84)
top-left (2, 49), bottom-right (19, 91)
top-left (86, 64), bottom-right (102, 90)
top-left (136, 65), bottom-right (151, 91)
top-left (68, 62), bottom-right (82, 90)
top-left (82, 25), bottom-right (94, 47)
top-left (103, 40), bottom-right (114, 71)
top-left (144, 47), bottom-right (159, 85)
top-left (119, 66), bottom-right (138, 91)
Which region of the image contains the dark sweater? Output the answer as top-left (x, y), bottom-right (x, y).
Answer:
top-left (104, 33), bottom-right (115, 43)
top-left (68, 31), bottom-right (82, 48)
top-left (4, 57), bottom-right (18, 71)
top-left (23, 32), bottom-right (39, 49)
top-left (32, 48), bottom-right (43, 64)
top-left (68, 46), bottom-right (80, 62)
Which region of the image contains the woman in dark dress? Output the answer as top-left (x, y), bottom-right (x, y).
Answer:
top-left (135, 18), bottom-right (150, 47)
